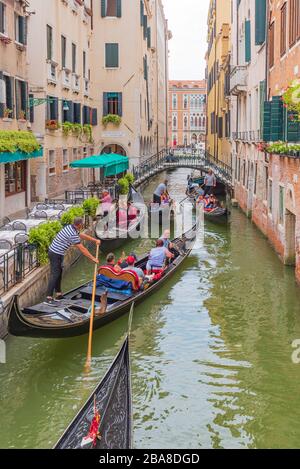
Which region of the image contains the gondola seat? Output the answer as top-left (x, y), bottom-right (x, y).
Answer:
top-left (98, 266), bottom-right (140, 291)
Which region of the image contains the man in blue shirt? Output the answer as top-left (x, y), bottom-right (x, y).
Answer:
top-left (46, 217), bottom-right (100, 305)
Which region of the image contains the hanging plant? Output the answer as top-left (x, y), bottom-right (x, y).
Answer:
top-left (83, 124), bottom-right (93, 143)
top-left (0, 130), bottom-right (40, 154)
top-left (62, 121), bottom-right (73, 136)
top-left (72, 123), bottom-right (83, 136)
top-left (282, 80), bottom-right (300, 120)
top-left (102, 114), bottom-right (122, 127)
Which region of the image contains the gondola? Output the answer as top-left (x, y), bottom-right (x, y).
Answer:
top-left (186, 191), bottom-right (228, 225)
top-left (8, 225), bottom-right (197, 339)
top-left (188, 176), bottom-right (225, 196)
top-left (54, 337), bottom-right (132, 449)
top-left (95, 186), bottom-right (146, 252)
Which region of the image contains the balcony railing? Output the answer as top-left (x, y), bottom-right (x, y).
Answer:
top-left (230, 65), bottom-right (248, 95)
top-left (232, 130), bottom-right (261, 142)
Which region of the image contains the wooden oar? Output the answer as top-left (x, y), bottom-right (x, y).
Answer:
top-left (85, 243), bottom-right (100, 372)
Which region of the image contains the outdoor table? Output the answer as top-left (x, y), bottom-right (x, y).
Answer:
top-left (0, 231), bottom-right (27, 245)
top-left (31, 208), bottom-right (64, 219)
top-left (12, 219), bottom-right (45, 231)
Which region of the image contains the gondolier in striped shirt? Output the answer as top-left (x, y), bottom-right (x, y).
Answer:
top-left (46, 217), bottom-right (100, 305)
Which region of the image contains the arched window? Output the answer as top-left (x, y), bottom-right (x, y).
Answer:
top-left (173, 115), bottom-right (177, 129)
top-left (184, 116), bottom-right (188, 129)
top-left (184, 95), bottom-right (188, 109)
top-left (190, 116), bottom-right (194, 128)
top-left (172, 94), bottom-right (177, 109)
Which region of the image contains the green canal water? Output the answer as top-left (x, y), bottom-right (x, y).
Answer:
top-left (1, 168), bottom-right (300, 449)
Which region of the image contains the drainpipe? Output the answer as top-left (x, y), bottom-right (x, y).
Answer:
top-left (265, 0), bottom-right (270, 101)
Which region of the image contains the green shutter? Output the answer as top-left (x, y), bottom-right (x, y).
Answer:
top-left (103, 93), bottom-right (108, 116)
top-left (143, 15), bottom-right (147, 39)
top-left (116, 0), bottom-right (122, 18)
top-left (105, 43), bottom-right (119, 68)
top-left (117, 93), bottom-right (122, 116)
top-left (245, 20), bottom-right (251, 63)
top-left (270, 96), bottom-right (284, 141)
top-left (263, 101), bottom-right (271, 141)
top-left (147, 27), bottom-right (151, 48)
top-left (255, 0), bottom-right (266, 45)
top-left (286, 110), bottom-right (300, 142)
top-left (140, 1), bottom-right (144, 26)
top-left (101, 0), bottom-right (106, 17)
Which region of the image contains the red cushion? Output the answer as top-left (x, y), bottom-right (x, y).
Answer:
top-left (98, 266), bottom-right (140, 291)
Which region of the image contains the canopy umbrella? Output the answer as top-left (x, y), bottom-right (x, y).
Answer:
top-left (70, 153), bottom-right (129, 177)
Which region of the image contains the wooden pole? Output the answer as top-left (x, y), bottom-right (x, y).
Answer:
top-left (85, 244), bottom-right (100, 372)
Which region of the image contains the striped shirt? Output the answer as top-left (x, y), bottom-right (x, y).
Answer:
top-left (49, 225), bottom-right (81, 256)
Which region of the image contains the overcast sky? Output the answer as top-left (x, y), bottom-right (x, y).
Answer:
top-left (163, 0), bottom-right (210, 80)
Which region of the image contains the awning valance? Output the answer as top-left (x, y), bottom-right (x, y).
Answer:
top-left (0, 149), bottom-right (43, 164)
top-left (70, 153), bottom-right (129, 177)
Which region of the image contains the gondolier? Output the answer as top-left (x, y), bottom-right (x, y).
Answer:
top-left (153, 179), bottom-right (169, 204)
top-left (203, 170), bottom-right (217, 196)
top-left (46, 217), bottom-right (100, 305)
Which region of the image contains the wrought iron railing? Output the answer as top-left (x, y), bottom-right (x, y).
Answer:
top-left (0, 243), bottom-right (39, 295)
top-left (232, 130), bottom-right (261, 142)
top-left (64, 185), bottom-right (118, 203)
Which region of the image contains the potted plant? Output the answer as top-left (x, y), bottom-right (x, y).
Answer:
top-left (18, 110), bottom-right (26, 121)
top-left (102, 114), bottom-right (122, 127)
top-left (3, 108), bottom-right (13, 118)
top-left (45, 119), bottom-right (59, 130)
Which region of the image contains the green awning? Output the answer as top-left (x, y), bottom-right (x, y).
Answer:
top-left (0, 149), bottom-right (43, 164)
top-left (70, 153), bottom-right (129, 177)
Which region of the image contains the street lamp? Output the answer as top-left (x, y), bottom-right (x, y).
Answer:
top-left (28, 97), bottom-right (70, 110)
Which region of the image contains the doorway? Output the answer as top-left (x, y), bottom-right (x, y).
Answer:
top-left (285, 210), bottom-right (296, 265)
top-left (101, 144), bottom-right (127, 156)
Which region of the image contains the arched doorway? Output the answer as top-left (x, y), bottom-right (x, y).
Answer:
top-left (101, 144), bottom-right (127, 156)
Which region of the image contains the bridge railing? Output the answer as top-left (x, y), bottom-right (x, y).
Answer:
top-left (132, 148), bottom-right (233, 186)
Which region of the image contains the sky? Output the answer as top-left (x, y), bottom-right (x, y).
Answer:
top-left (163, 0), bottom-right (210, 81)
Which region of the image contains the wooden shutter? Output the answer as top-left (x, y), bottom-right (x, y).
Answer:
top-left (53, 97), bottom-right (59, 121)
top-left (19, 16), bottom-right (26, 45)
top-left (29, 93), bottom-right (34, 123)
top-left (92, 108), bottom-right (98, 126)
top-left (286, 111), bottom-right (300, 142)
top-left (255, 0), bottom-right (266, 45)
top-left (73, 103), bottom-right (81, 123)
top-left (270, 96), bottom-right (284, 141)
top-left (105, 43), bottom-right (119, 67)
top-left (259, 80), bottom-right (266, 136)
top-left (101, 0), bottom-right (106, 17)
top-left (140, 1), bottom-right (144, 27)
top-left (143, 15), bottom-right (148, 39)
top-left (116, 0), bottom-right (122, 18)
top-left (67, 100), bottom-right (73, 123)
top-left (103, 93), bottom-right (108, 116)
top-left (117, 93), bottom-right (122, 116)
top-left (263, 101), bottom-right (271, 141)
top-left (0, 72), bottom-right (3, 118)
top-left (245, 20), bottom-right (251, 62)
top-left (147, 27), bottom-right (151, 49)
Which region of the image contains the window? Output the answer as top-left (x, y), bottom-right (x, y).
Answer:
top-left (172, 115), bottom-right (177, 130)
top-left (83, 51), bottom-right (87, 78)
top-left (5, 162), bottom-right (26, 196)
top-left (62, 149), bottom-right (69, 172)
top-left (105, 43), bottom-right (119, 68)
top-left (279, 185), bottom-right (284, 224)
top-left (0, 2), bottom-right (6, 34)
top-left (48, 150), bottom-right (56, 175)
top-left (254, 163), bottom-right (258, 195)
top-left (269, 22), bottom-right (275, 68)
top-left (172, 94), bottom-right (177, 109)
top-left (73, 103), bottom-right (81, 124)
top-left (15, 14), bottom-right (27, 45)
top-left (61, 36), bottom-right (66, 68)
top-left (47, 25), bottom-right (53, 61)
top-left (101, 0), bottom-right (122, 18)
top-left (103, 92), bottom-right (122, 116)
top-left (72, 148), bottom-right (78, 164)
top-left (46, 96), bottom-right (58, 121)
top-left (15, 80), bottom-right (28, 120)
top-left (242, 161), bottom-right (246, 186)
top-left (3, 75), bottom-right (14, 118)
top-left (268, 179), bottom-right (273, 212)
top-left (72, 43), bottom-right (76, 73)
top-left (289, 0), bottom-right (298, 47)
top-left (280, 3), bottom-right (287, 56)
top-left (184, 95), bottom-right (188, 109)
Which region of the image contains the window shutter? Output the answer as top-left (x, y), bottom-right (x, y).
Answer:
top-left (19, 16), bottom-right (26, 45)
top-left (259, 80), bottom-right (266, 135)
top-left (286, 110), bottom-right (300, 142)
top-left (140, 1), bottom-right (144, 27)
top-left (117, 93), bottom-right (122, 116)
top-left (53, 97), bottom-right (59, 121)
top-left (67, 100), bottom-right (73, 122)
top-left (20, 81), bottom-right (27, 117)
top-left (46, 96), bottom-right (50, 120)
top-left (92, 108), bottom-right (98, 126)
top-left (245, 20), bottom-right (251, 62)
top-left (8, 77), bottom-right (15, 118)
top-left (116, 0), bottom-right (122, 18)
top-left (143, 15), bottom-right (148, 39)
top-left (29, 93), bottom-right (34, 123)
top-left (101, 0), bottom-right (106, 17)
top-left (147, 27), bottom-right (151, 49)
top-left (255, 0), bottom-right (266, 45)
top-left (263, 101), bottom-right (271, 141)
top-left (15, 80), bottom-right (20, 118)
top-left (105, 43), bottom-right (119, 67)
top-left (143, 55), bottom-right (148, 80)
top-left (0, 4), bottom-right (4, 34)
top-left (270, 96), bottom-right (284, 141)
top-left (103, 92), bottom-right (109, 116)
top-left (0, 72), bottom-right (4, 118)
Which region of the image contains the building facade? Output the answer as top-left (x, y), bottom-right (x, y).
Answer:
top-left (27, 0), bottom-right (97, 201)
top-left (206, 0), bottom-right (231, 165)
top-left (0, 0), bottom-right (39, 220)
top-left (168, 80), bottom-right (207, 148)
top-left (92, 0), bottom-right (170, 166)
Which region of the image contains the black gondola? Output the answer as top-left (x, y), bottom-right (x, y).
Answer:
top-left (8, 225), bottom-right (197, 339)
top-left (54, 337), bottom-right (132, 449)
top-left (186, 190), bottom-right (228, 224)
top-left (188, 176), bottom-right (225, 196)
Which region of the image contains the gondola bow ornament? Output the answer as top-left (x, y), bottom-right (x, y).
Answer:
top-left (81, 396), bottom-right (101, 448)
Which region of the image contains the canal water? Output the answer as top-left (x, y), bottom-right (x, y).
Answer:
top-left (1, 168), bottom-right (300, 449)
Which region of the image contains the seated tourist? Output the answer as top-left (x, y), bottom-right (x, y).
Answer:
top-left (146, 239), bottom-right (174, 274)
top-left (124, 256), bottom-right (145, 286)
top-left (116, 202), bottom-right (128, 229)
top-left (160, 229), bottom-right (180, 258)
top-left (101, 253), bottom-right (121, 273)
top-left (100, 191), bottom-right (112, 217)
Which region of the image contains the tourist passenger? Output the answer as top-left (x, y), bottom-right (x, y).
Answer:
top-left (102, 253), bottom-right (121, 272)
top-left (100, 191), bottom-right (112, 217)
top-left (146, 239), bottom-right (174, 274)
top-left (124, 256), bottom-right (145, 285)
top-left (153, 179), bottom-right (169, 204)
top-left (203, 170), bottom-right (217, 196)
top-left (46, 217), bottom-right (100, 305)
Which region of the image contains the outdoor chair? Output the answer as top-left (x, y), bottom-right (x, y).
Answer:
top-left (0, 240), bottom-right (13, 250)
top-left (54, 204), bottom-right (65, 211)
top-left (12, 221), bottom-right (27, 232)
top-left (34, 211), bottom-right (48, 219)
top-left (36, 203), bottom-right (49, 211)
top-left (0, 225), bottom-right (13, 231)
top-left (15, 233), bottom-right (29, 245)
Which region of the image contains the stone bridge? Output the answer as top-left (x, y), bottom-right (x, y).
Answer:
top-left (132, 149), bottom-right (233, 190)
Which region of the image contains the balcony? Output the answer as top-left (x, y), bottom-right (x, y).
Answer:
top-left (62, 69), bottom-right (71, 89)
top-left (232, 130), bottom-right (261, 142)
top-left (47, 61), bottom-right (58, 84)
top-left (84, 78), bottom-right (89, 97)
top-left (230, 65), bottom-right (248, 95)
top-left (72, 74), bottom-right (80, 93)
